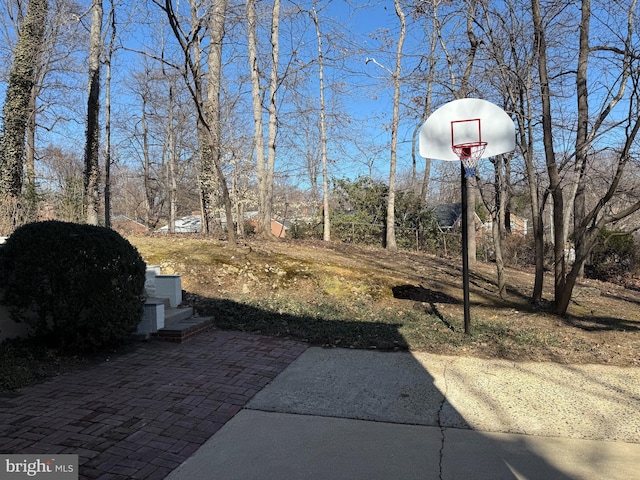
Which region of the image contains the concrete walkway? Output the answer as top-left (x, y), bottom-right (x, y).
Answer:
top-left (2, 333), bottom-right (639, 479)
top-left (167, 347), bottom-right (640, 480)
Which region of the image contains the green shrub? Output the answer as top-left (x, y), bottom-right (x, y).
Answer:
top-left (288, 221), bottom-right (320, 240)
top-left (0, 221), bottom-right (146, 352)
top-left (586, 229), bottom-right (637, 282)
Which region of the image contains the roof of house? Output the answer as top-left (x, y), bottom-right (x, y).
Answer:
top-left (432, 203), bottom-right (463, 229)
top-left (432, 203), bottom-right (484, 230)
top-left (158, 215), bottom-right (202, 233)
top-left (112, 215), bottom-right (147, 228)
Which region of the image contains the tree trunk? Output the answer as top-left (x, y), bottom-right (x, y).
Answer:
top-left (517, 83), bottom-right (545, 304)
top-left (104, 3), bottom-right (116, 229)
top-left (24, 84), bottom-right (38, 221)
top-left (104, 55), bottom-right (111, 229)
top-left (141, 93), bottom-right (152, 228)
top-left (199, 2), bottom-right (221, 236)
top-left (168, 85), bottom-right (177, 234)
top-left (455, 0), bottom-right (481, 263)
top-left (161, 0), bottom-right (234, 244)
top-left (520, 65), bottom-right (546, 305)
top-left (386, 0), bottom-right (405, 251)
top-left (311, 5), bottom-right (331, 242)
top-left (493, 158), bottom-right (507, 296)
top-left (198, 126), bottom-right (218, 234)
top-left (84, 0), bottom-right (103, 226)
top-left (261, 0), bottom-right (281, 240)
top-left (572, 0), bottom-right (591, 279)
top-left (186, 0), bottom-right (215, 234)
top-left (207, 0), bottom-right (235, 244)
top-left (247, 0), bottom-right (269, 239)
top-left (232, 161), bottom-right (245, 237)
top-left (532, 0), bottom-right (567, 306)
top-left (0, 0), bottom-right (48, 220)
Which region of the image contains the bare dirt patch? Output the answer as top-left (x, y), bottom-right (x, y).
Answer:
top-left (130, 235), bottom-right (640, 367)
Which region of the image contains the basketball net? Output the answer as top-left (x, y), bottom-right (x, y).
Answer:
top-left (452, 142), bottom-right (487, 178)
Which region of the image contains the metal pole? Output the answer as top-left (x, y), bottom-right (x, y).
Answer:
top-left (461, 162), bottom-right (471, 334)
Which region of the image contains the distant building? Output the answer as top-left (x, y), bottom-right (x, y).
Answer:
top-left (112, 215), bottom-right (148, 235)
top-left (158, 215), bottom-right (202, 233)
top-left (509, 215), bottom-right (528, 236)
top-left (432, 203), bottom-right (486, 247)
top-left (483, 214), bottom-right (528, 236)
top-left (432, 203), bottom-right (484, 232)
top-left (245, 212), bottom-right (289, 238)
top-left (158, 213), bottom-right (289, 238)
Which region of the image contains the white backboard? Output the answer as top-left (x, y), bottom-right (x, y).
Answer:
top-left (419, 98), bottom-right (515, 161)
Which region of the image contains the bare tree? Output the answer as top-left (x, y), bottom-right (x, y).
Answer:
top-left (39, 145), bottom-right (84, 222)
top-left (130, 66), bottom-right (162, 228)
top-left (310, 2), bottom-right (331, 241)
top-left (203, 0), bottom-right (232, 239)
top-left (167, 79), bottom-right (177, 233)
top-left (475, 0), bottom-right (547, 303)
top-left (410, 0), bottom-right (442, 200)
top-left (246, 0), bottom-right (266, 232)
top-left (432, 0), bottom-right (482, 262)
top-left (532, 0), bottom-right (640, 314)
top-left (158, 0), bottom-right (236, 244)
top-left (384, 0), bottom-right (406, 251)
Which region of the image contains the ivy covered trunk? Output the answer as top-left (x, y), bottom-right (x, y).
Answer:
top-left (84, 0), bottom-right (103, 226)
top-left (0, 0), bottom-right (48, 214)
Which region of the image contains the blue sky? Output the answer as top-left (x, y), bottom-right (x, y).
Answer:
top-left (0, 0), bottom-right (441, 190)
top-left (0, 0), bottom-right (517, 195)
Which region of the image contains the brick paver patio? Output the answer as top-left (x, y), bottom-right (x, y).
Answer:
top-left (0, 329), bottom-right (307, 479)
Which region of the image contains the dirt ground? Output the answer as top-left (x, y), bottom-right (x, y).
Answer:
top-left (131, 235), bottom-right (640, 367)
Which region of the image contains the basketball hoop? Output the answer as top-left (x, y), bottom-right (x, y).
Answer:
top-left (420, 99), bottom-right (516, 336)
top-left (452, 141), bottom-right (487, 178)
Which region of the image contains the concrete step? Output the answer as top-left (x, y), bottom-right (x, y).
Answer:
top-left (164, 306), bottom-right (194, 326)
top-left (155, 316), bottom-right (215, 343)
top-left (146, 297), bottom-right (171, 309)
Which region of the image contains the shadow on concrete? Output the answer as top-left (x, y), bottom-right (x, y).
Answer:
top-left (172, 293), bottom-right (577, 480)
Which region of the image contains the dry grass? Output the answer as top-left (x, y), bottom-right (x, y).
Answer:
top-left (130, 235), bottom-right (640, 367)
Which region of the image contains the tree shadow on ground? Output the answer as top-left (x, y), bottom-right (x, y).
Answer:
top-left (186, 293), bottom-right (410, 350)
top-left (562, 314), bottom-right (640, 332)
top-left (424, 258), bottom-right (640, 334)
top-left (392, 284), bottom-right (457, 331)
top-left (178, 292), bottom-right (576, 480)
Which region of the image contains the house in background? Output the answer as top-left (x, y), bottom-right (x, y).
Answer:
top-left (482, 214), bottom-right (528, 236)
top-left (509, 214), bottom-right (528, 236)
top-left (433, 203), bottom-right (484, 234)
top-left (158, 212), bottom-right (289, 238)
top-left (244, 212), bottom-right (289, 238)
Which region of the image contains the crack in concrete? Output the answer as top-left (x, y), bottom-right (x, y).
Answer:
top-left (437, 363), bottom-right (449, 480)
